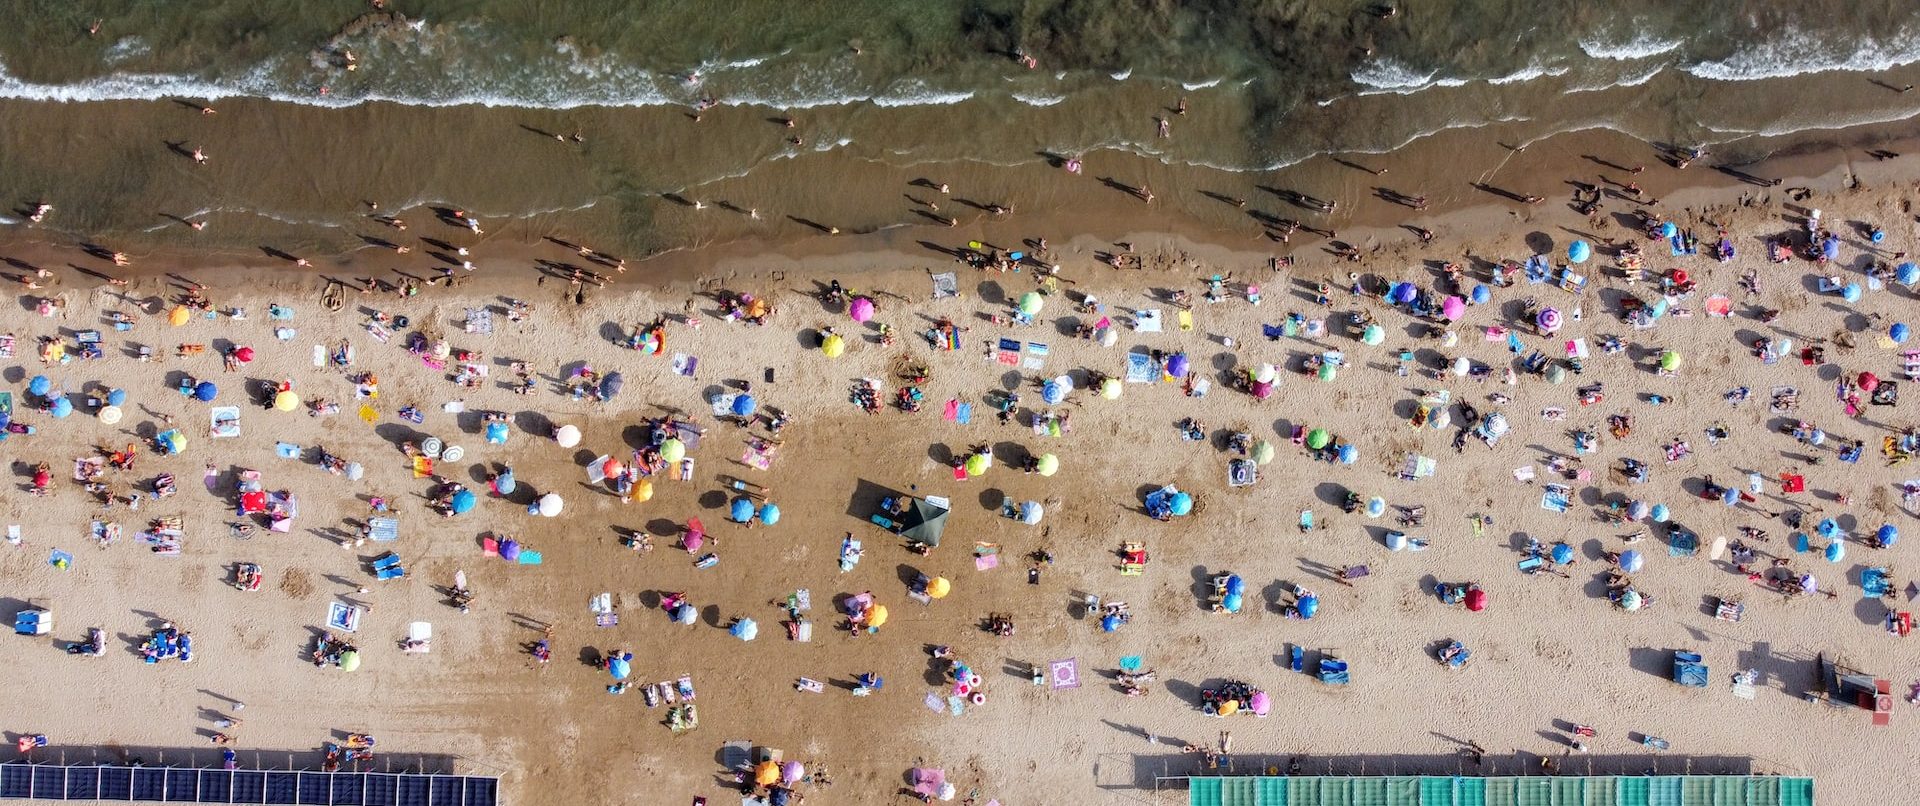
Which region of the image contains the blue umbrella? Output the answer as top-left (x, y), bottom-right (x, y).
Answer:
top-left (1792, 532), bottom-right (1810, 553)
top-left (492, 468), bottom-right (517, 495)
top-left (1877, 524), bottom-right (1899, 547)
top-left (672, 603), bottom-right (697, 624)
top-left (608, 657), bottom-right (631, 680)
top-left (1825, 542), bottom-right (1845, 563)
top-left (193, 381), bottom-right (218, 402)
top-left (1393, 282), bottom-right (1418, 304)
top-left (1650, 503), bottom-right (1669, 523)
top-left (598, 371), bottom-right (623, 401)
top-left (1842, 282), bottom-right (1862, 303)
top-left (1628, 500), bottom-right (1650, 521)
top-left (1816, 518), bottom-right (1840, 539)
top-left (1041, 380), bottom-right (1067, 405)
top-left (1336, 444), bottom-right (1358, 464)
top-left (1550, 543), bottom-right (1574, 564)
top-left (1470, 284), bottom-right (1491, 305)
top-left (731, 394), bottom-right (757, 417)
top-left (730, 618), bottom-right (759, 641)
top-left (1900, 262), bottom-right (1920, 285)
top-left (759, 503), bottom-right (780, 525)
top-left (1619, 549), bottom-right (1645, 573)
top-left (50, 397), bottom-right (72, 418)
top-left (27, 375), bottom-right (49, 396)
top-left (1224, 574), bottom-right (1245, 596)
top-left (1167, 353), bottom-right (1190, 378)
top-left (1169, 492), bottom-right (1194, 516)
top-left (1296, 595), bottom-right (1320, 619)
top-left (730, 497), bottom-right (755, 523)
top-left (106, 388), bottom-right (126, 406)
top-left (1660, 221), bottom-right (1677, 238)
top-left (499, 539), bottom-right (522, 562)
top-left (1720, 486), bottom-right (1740, 506)
top-left (1221, 593), bottom-right (1243, 613)
top-left (1567, 240), bottom-right (1592, 264)
top-left (486, 422), bottom-right (510, 445)
top-left (1894, 323), bottom-right (1911, 344)
top-left (450, 489), bottom-right (477, 514)
top-left (1100, 613), bottom-right (1122, 632)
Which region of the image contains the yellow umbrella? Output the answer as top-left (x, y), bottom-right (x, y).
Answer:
top-left (755, 761), bottom-right (780, 786)
top-left (821, 333), bottom-right (846, 358)
top-left (273, 390), bottom-right (300, 411)
top-left (927, 577), bottom-right (952, 599)
top-left (868, 605), bottom-right (889, 627)
top-left (964, 453), bottom-right (989, 477)
top-left (628, 479), bottom-right (654, 503)
top-left (1218, 699), bottom-right (1239, 717)
top-left (168, 305), bottom-right (191, 326)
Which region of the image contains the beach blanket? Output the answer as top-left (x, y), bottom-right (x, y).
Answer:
top-left (464, 307), bottom-right (493, 335)
top-left (930, 271), bottom-right (958, 299)
top-left (1539, 484), bottom-right (1571, 513)
top-left (670, 353), bottom-right (697, 377)
top-left (1134, 309), bottom-right (1163, 332)
top-left (209, 406), bottom-right (241, 438)
top-left (1022, 341), bottom-right (1049, 371)
top-left (741, 444), bottom-right (773, 471)
top-left (1125, 352), bottom-right (1155, 383)
top-left (0, 334), bottom-right (12, 359)
top-left (1047, 658), bottom-right (1080, 690)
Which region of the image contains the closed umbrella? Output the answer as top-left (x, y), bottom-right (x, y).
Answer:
top-left (820, 333), bottom-right (846, 358)
top-left (193, 381), bottom-right (218, 402)
top-left (1305, 429), bottom-right (1331, 449)
top-left (732, 394), bottom-right (757, 417)
top-left (1036, 453), bottom-right (1059, 476)
top-left (730, 497), bottom-right (755, 523)
top-left (535, 492), bottom-right (563, 517)
top-left (1252, 441), bottom-right (1276, 465)
top-left (730, 618), bottom-right (759, 641)
top-left (554, 424), bottom-right (581, 448)
top-left (659, 437), bottom-right (687, 464)
top-left (1619, 549), bottom-right (1645, 572)
top-left (97, 405), bottom-right (122, 425)
top-left (849, 297), bottom-right (875, 322)
top-left (273, 390), bottom-right (299, 411)
top-left (759, 503), bottom-right (781, 525)
top-left (1017, 291), bottom-right (1043, 315)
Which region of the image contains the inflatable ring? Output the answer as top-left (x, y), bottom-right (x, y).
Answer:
top-left (969, 692), bottom-right (986, 705)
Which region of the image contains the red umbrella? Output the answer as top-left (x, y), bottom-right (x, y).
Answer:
top-left (234, 346), bottom-right (255, 363)
top-left (1859, 371), bottom-right (1880, 392)
top-left (1464, 587), bottom-right (1488, 612)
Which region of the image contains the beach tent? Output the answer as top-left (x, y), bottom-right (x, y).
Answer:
top-left (892, 498), bottom-right (950, 547)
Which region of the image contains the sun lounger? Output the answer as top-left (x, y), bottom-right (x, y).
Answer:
top-left (1289, 645), bottom-right (1305, 673)
top-left (1673, 651), bottom-right (1709, 688)
top-left (1317, 652), bottom-right (1350, 685)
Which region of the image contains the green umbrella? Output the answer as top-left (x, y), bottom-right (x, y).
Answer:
top-left (1361, 324), bottom-right (1385, 346)
top-left (1017, 291), bottom-right (1044, 316)
top-left (1317, 362), bottom-right (1337, 381)
top-left (1251, 440), bottom-right (1276, 465)
top-left (964, 453), bottom-right (989, 477)
top-left (1035, 453), bottom-right (1059, 477)
top-left (338, 650), bottom-right (361, 672)
top-left (660, 438), bottom-right (687, 464)
top-left (1306, 429), bottom-right (1331, 450)
top-left (1545, 364), bottom-right (1566, 384)
top-left (1659, 350), bottom-right (1681, 371)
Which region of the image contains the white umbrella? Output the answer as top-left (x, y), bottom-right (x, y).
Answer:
top-left (97, 405), bottom-right (123, 425)
top-left (536, 492), bottom-right (564, 517)
top-left (1020, 501), bottom-right (1044, 525)
top-left (554, 424), bottom-right (581, 448)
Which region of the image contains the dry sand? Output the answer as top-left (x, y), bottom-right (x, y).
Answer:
top-left (3, 153), bottom-right (1920, 806)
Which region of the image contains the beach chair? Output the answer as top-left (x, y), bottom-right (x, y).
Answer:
top-left (1289, 645), bottom-right (1305, 673)
top-left (1317, 651), bottom-right (1350, 685)
top-left (1672, 651), bottom-right (1709, 688)
top-left (795, 677), bottom-right (825, 693)
top-left (371, 552), bottom-right (407, 580)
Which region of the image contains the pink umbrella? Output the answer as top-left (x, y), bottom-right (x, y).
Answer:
top-left (849, 297), bottom-right (875, 323)
top-left (682, 518), bottom-right (706, 553)
top-left (911, 768), bottom-right (947, 798)
top-left (234, 346), bottom-right (256, 363)
top-left (1251, 380), bottom-right (1274, 400)
top-left (1249, 690), bottom-right (1271, 716)
top-left (1860, 371), bottom-right (1880, 392)
top-left (1536, 307), bottom-right (1562, 332)
top-left (1442, 295), bottom-right (1465, 321)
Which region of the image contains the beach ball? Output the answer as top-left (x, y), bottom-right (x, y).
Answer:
top-left (1568, 240), bottom-right (1592, 264)
top-left (1893, 323), bottom-right (1911, 344)
top-left (1017, 291), bottom-right (1044, 316)
top-left (1650, 503), bottom-right (1669, 523)
top-left (50, 397), bottom-right (72, 418)
top-left (28, 375), bottom-right (50, 396)
top-left (1470, 285), bottom-right (1491, 305)
top-left (820, 333), bottom-right (846, 358)
top-left (849, 297), bottom-right (875, 323)
top-left (659, 437), bottom-right (686, 464)
top-left (1036, 453), bottom-right (1059, 477)
top-left (273, 390), bottom-right (299, 411)
top-left (1169, 492), bottom-right (1194, 517)
top-left (964, 453), bottom-right (989, 477)
top-left (730, 497), bottom-right (755, 523)
top-left (759, 503), bottom-right (780, 525)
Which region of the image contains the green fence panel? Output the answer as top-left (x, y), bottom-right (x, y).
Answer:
top-left (1551, 777), bottom-right (1585, 805)
top-left (1191, 777), bottom-right (1223, 806)
top-left (1289, 776), bottom-right (1322, 806)
top-left (1350, 776), bottom-right (1388, 806)
top-left (1485, 777), bottom-right (1518, 806)
top-left (1778, 777), bottom-right (1812, 806)
top-left (1457, 777), bottom-right (1488, 806)
top-left (1514, 777), bottom-right (1553, 806)
top-left (1648, 776), bottom-right (1682, 806)
top-left (1617, 776), bottom-right (1651, 806)
top-left (1256, 776), bottom-right (1288, 806)
top-left (1222, 776), bottom-right (1258, 806)
top-left (1584, 777), bottom-right (1617, 806)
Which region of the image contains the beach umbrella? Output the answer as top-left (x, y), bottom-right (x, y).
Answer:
top-left (1017, 291), bottom-right (1043, 316)
top-left (106, 388), bottom-right (126, 406)
top-left (1825, 542), bottom-right (1845, 563)
top-left (1568, 240), bottom-right (1592, 263)
top-left (1902, 263), bottom-right (1920, 285)
top-left (1100, 613), bottom-right (1123, 632)
top-left (1792, 532), bottom-right (1810, 553)
top-left (50, 397), bottom-right (72, 418)
top-left (1250, 690), bottom-right (1271, 716)
top-left (730, 497), bottom-right (755, 523)
top-left (1385, 531), bottom-right (1408, 551)
top-left (273, 390), bottom-right (299, 411)
top-left (1317, 362), bottom-right (1337, 382)
top-left (1807, 429), bottom-right (1826, 446)
top-left (230, 346), bottom-right (254, 364)
top-left (928, 577), bottom-right (951, 599)
top-left (782, 761), bottom-right (805, 784)
top-left (1336, 443), bottom-right (1358, 464)
top-left (1860, 371), bottom-right (1880, 392)
top-left (1816, 518), bottom-right (1840, 539)
top-left (1617, 589), bottom-right (1643, 611)
top-left (849, 297), bottom-right (875, 322)
top-left (499, 539), bottom-right (522, 561)
top-left (28, 375), bottom-right (50, 396)
top-left (1721, 486), bottom-right (1740, 506)
top-left (1442, 295), bottom-right (1465, 321)
top-left (491, 468), bottom-right (516, 495)
top-left (1391, 282), bottom-right (1418, 304)
top-left (1366, 496), bottom-right (1386, 518)
top-left (338, 650), bottom-right (361, 672)
top-left (1536, 308), bottom-right (1562, 333)
top-left (1221, 593), bottom-right (1243, 613)
top-left (1630, 502), bottom-right (1651, 524)
top-left (1041, 379), bottom-right (1067, 405)
top-left (535, 492), bottom-right (564, 517)
top-left (820, 333), bottom-right (846, 358)
top-left (1100, 377), bottom-right (1121, 399)
top-left (168, 305), bottom-right (191, 326)
top-left (1169, 492), bottom-right (1194, 516)
top-left (1799, 574), bottom-right (1818, 594)
top-left (1251, 379), bottom-right (1275, 400)
top-left (1893, 324), bottom-right (1911, 344)
top-left (659, 437), bottom-right (687, 464)
top-left (1097, 327), bottom-right (1118, 347)
top-left (1252, 440), bottom-right (1276, 465)
top-left (1659, 221), bottom-right (1678, 238)
top-left (1551, 543), bottom-right (1574, 564)
top-left (193, 381), bottom-right (218, 402)
top-left (1619, 549), bottom-right (1645, 573)
top-left (1823, 236), bottom-right (1841, 261)
top-left (1254, 363), bottom-right (1278, 384)
top-left (486, 422), bottom-right (510, 444)
top-left (1649, 297), bottom-right (1670, 320)
top-left (345, 462), bottom-right (365, 481)
top-left (1484, 412), bottom-right (1510, 436)
top-left (1877, 524), bottom-right (1899, 547)
top-left (732, 394), bottom-right (758, 417)
top-left (1843, 282), bottom-right (1862, 303)
top-left (599, 372), bottom-right (623, 401)
top-left (731, 618), bottom-right (759, 641)
top-left (1305, 428), bottom-right (1331, 450)
top-left (450, 489), bottom-right (477, 514)
top-left (608, 657), bottom-right (631, 680)
top-left (1167, 353), bottom-right (1189, 378)
top-left (1036, 453), bottom-right (1060, 476)
top-left (1650, 503), bottom-right (1670, 523)
top-left (759, 502), bottom-right (781, 525)
top-left (672, 603), bottom-right (697, 624)
top-left (1019, 502), bottom-right (1043, 525)
top-left (1296, 594), bottom-right (1320, 619)
top-left (1452, 356), bottom-right (1471, 377)
top-left (868, 605), bottom-right (889, 628)
top-left (1223, 574), bottom-right (1245, 596)
top-left (553, 424), bottom-right (581, 448)
top-left (159, 430), bottom-right (186, 453)
top-left (1470, 284), bottom-right (1491, 305)
top-left (964, 453), bottom-right (989, 477)
top-left (97, 405), bottom-right (122, 425)
top-left (1658, 350), bottom-right (1681, 372)
top-left (1464, 588), bottom-right (1487, 612)
top-left (1360, 324), bottom-right (1385, 345)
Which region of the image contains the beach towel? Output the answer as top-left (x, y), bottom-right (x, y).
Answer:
top-left (0, 391), bottom-right (10, 416)
top-left (974, 543), bottom-right (999, 571)
top-left (924, 693), bottom-right (947, 713)
top-left (209, 406), bottom-right (241, 438)
top-left (710, 392), bottom-right (744, 418)
top-left (1177, 310), bottom-right (1194, 331)
top-left (930, 271), bottom-right (958, 299)
top-left (327, 603), bottom-right (364, 633)
top-left (1125, 352), bottom-right (1155, 383)
top-left (312, 345), bottom-right (325, 368)
top-left (367, 517), bottom-right (398, 542)
top-left (1134, 309), bottom-right (1163, 332)
top-left (0, 335), bottom-right (12, 359)
top-left (464, 307), bottom-right (493, 335)
top-left (1704, 295), bottom-right (1733, 316)
top-left (1539, 484), bottom-right (1571, 513)
top-left (995, 337), bottom-right (1021, 366)
top-left (1047, 658), bottom-right (1080, 690)
top-left (741, 444), bottom-right (773, 471)
top-left (365, 322), bottom-right (391, 343)
top-left (670, 353), bottom-right (698, 377)
top-left (1022, 341), bottom-right (1049, 371)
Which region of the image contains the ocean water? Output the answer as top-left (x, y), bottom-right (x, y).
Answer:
top-left (3, 1), bottom-right (1920, 255)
